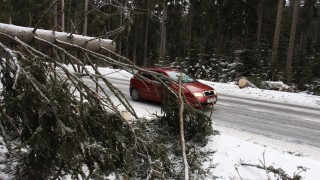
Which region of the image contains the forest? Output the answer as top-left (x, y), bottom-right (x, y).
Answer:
top-left (0, 0), bottom-right (319, 179)
top-left (1, 0), bottom-right (320, 94)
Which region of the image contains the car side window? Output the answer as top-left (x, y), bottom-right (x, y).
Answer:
top-left (138, 72), bottom-right (154, 80)
top-left (137, 71), bottom-right (168, 83)
top-left (143, 73), bottom-right (152, 79)
top-left (151, 71), bottom-right (170, 85)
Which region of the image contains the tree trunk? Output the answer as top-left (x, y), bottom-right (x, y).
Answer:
top-left (54, 2), bottom-right (58, 29)
top-left (143, 2), bottom-right (150, 67)
top-left (132, 42), bottom-right (137, 65)
top-left (299, 0), bottom-right (314, 52)
top-left (61, 0), bottom-right (65, 31)
top-left (187, 1), bottom-right (194, 57)
top-left (160, 0), bottom-right (167, 61)
top-left (0, 23), bottom-right (116, 53)
top-left (286, 0), bottom-right (300, 84)
top-left (214, 10), bottom-right (222, 54)
top-left (257, 0), bottom-right (263, 46)
top-left (67, 0), bottom-right (73, 32)
top-left (315, 20), bottom-right (318, 40)
top-left (271, 0), bottom-right (284, 75)
top-left (29, 12), bottom-right (32, 27)
top-left (60, 0), bottom-right (66, 62)
top-left (118, 3), bottom-right (123, 59)
top-left (83, 0), bottom-right (88, 35)
top-left (126, 36), bottom-right (129, 58)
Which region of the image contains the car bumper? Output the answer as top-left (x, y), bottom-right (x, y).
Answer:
top-left (189, 96), bottom-right (218, 108)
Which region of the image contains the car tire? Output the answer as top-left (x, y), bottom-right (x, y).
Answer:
top-left (131, 88), bottom-right (140, 101)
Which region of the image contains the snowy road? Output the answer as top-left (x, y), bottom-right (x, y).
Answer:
top-left (213, 94), bottom-right (320, 148)
top-left (86, 76), bottom-right (320, 148)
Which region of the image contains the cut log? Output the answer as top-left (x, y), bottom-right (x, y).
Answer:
top-left (239, 78), bottom-right (248, 88)
top-left (121, 110), bottom-right (132, 121)
top-left (0, 23), bottom-right (116, 53)
top-left (238, 78), bottom-right (257, 89)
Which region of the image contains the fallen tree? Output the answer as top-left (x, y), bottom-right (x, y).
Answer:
top-left (0, 23), bottom-right (218, 179)
top-left (0, 23), bottom-right (116, 54)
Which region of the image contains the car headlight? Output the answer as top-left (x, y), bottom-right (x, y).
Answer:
top-left (193, 92), bottom-right (204, 97)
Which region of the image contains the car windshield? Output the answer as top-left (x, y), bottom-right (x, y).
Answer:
top-left (166, 71), bottom-right (196, 83)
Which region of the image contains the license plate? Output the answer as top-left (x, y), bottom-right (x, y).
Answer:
top-left (207, 98), bottom-right (216, 103)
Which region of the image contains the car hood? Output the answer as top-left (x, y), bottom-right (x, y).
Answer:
top-left (183, 81), bottom-right (214, 92)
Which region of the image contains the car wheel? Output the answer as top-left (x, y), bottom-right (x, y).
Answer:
top-left (131, 88), bottom-right (140, 101)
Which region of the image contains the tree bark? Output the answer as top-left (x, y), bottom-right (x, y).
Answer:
top-left (271, 0), bottom-right (284, 75)
top-left (286, 0), bottom-right (300, 84)
top-left (0, 23), bottom-right (116, 53)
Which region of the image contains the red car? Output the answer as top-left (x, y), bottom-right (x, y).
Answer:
top-left (129, 68), bottom-right (217, 108)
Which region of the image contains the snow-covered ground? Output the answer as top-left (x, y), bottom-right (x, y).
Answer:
top-left (1, 66), bottom-right (320, 179)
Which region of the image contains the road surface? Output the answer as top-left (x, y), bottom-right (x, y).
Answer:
top-left (212, 94), bottom-right (320, 148)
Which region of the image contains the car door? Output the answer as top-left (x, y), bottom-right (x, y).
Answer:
top-left (136, 72), bottom-right (160, 101)
top-left (151, 71), bottom-right (168, 101)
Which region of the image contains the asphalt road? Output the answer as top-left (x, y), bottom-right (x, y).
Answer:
top-left (91, 76), bottom-right (320, 148)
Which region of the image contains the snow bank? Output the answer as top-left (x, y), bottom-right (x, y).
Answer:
top-left (199, 80), bottom-right (320, 108)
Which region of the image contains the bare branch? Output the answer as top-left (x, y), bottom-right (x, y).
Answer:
top-left (179, 72), bottom-right (189, 180)
top-left (33, 0), bottom-right (59, 34)
top-left (69, 6), bottom-right (101, 37)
